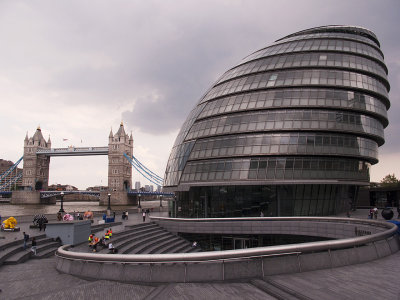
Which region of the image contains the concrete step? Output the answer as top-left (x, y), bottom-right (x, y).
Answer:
top-left (96, 227), bottom-right (166, 254)
top-left (0, 235), bottom-right (50, 265)
top-left (158, 239), bottom-right (188, 254)
top-left (0, 233), bottom-right (46, 251)
top-left (33, 246), bottom-right (59, 259)
top-left (111, 223), bottom-right (156, 238)
top-left (131, 233), bottom-right (174, 254)
top-left (165, 240), bottom-right (191, 253)
top-left (4, 240), bottom-right (60, 264)
top-left (91, 221), bottom-right (123, 233)
top-left (187, 246), bottom-right (202, 253)
top-left (112, 224), bottom-right (161, 241)
top-left (121, 232), bottom-right (171, 254)
top-left (3, 249), bottom-right (32, 265)
top-left (141, 236), bottom-right (182, 254)
top-left (251, 279), bottom-right (307, 300)
top-left (174, 244), bottom-right (195, 253)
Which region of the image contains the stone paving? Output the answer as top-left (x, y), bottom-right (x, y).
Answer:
top-left (0, 208), bottom-right (399, 299)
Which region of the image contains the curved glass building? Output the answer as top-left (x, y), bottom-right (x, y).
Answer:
top-left (164, 25), bottom-right (390, 217)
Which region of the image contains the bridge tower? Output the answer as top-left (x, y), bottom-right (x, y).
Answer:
top-left (108, 122), bottom-right (133, 192)
top-left (22, 126), bottom-right (51, 190)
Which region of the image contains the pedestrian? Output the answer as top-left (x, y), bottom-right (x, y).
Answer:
top-left (31, 237), bottom-right (37, 255)
top-left (146, 208), bottom-right (150, 216)
top-left (122, 211), bottom-right (126, 220)
top-left (113, 211), bottom-right (116, 220)
top-left (373, 207), bottom-right (378, 219)
top-left (92, 236), bottom-right (99, 252)
top-left (125, 211), bottom-right (128, 220)
top-left (100, 236), bottom-right (107, 248)
top-left (142, 210), bottom-right (146, 222)
top-left (397, 206), bottom-right (400, 219)
top-left (38, 219), bottom-right (43, 231)
top-left (88, 234), bottom-right (94, 247)
top-left (108, 228), bottom-right (112, 239)
top-left (260, 211), bottom-right (264, 217)
top-left (23, 232), bottom-right (29, 250)
top-left (108, 242), bottom-right (117, 253)
top-left (57, 212), bottom-right (62, 221)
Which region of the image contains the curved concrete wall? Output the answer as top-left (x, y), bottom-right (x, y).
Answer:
top-left (55, 217), bottom-right (399, 283)
top-left (151, 216), bottom-right (389, 239)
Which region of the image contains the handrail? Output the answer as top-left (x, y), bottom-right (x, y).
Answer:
top-left (56, 217), bottom-right (398, 264)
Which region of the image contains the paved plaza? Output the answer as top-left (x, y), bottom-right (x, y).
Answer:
top-left (0, 208), bottom-right (399, 299)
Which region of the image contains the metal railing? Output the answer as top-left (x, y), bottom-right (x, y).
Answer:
top-left (56, 217), bottom-right (397, 264)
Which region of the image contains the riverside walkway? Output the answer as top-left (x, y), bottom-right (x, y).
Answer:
top-left (0, 208), bottom-right (399, 299)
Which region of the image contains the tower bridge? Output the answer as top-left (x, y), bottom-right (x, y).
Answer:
top-left (36, 146), bottom-right (109, 156)
top-left (4, 123), bottom-right (169, 205)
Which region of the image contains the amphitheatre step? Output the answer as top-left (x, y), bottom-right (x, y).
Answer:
top-left (250, 279), bottom-right (306, 300)
top-left (120, 231), bottom-right (171, 254)
top-left (187, 246), bottom-right (202, 253)
top-left (157, 239), bottom-right (188, 254)
top-left (129, 233), bottom-right (174, 254)
top-left (0, 235), bottom-right (49, 265)
top-left (3, 239), bottom-right (59, 265)
top-left (173, 244), bottom-right (195, 254)
top-left (112, 226), bottom-right (165, 242)
top-left (141, 236), bottom-right (182, 254)
top-left (33, 245), bottom-right (60, 259)
top-left (91, 221), bottom-right (123, 233)
top-left (93, 226), bottom-right (160, 244)
top-left (0, 233), bottom-right (46, 251)
top-left (96, 227), bottom-right (167, 254)
top-left (167, 242), bottom-right (190, 254)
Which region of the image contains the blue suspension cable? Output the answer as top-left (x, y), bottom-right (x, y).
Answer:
top-left (131, 154), bottom-right (163, 181)
top-left (123, 153), bottom-right (163, 187)
top-left (0, 172), bottom-right (23, 190)
top-left (0, 156), bottom-right (23, 183)
top-left (123, 153), bottom-right (163, 185)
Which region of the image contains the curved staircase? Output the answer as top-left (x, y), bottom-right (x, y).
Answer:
top-left (91, 222), bottom-right (201, 254)
top-left (0, 235), bottom-right (61, 266)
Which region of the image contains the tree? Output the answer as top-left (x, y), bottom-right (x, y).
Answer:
top-left (380, 174), bottom-right (399, 186)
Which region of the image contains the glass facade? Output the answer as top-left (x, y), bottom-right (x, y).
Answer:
top-left (164, 26), bottom-right (390, 217)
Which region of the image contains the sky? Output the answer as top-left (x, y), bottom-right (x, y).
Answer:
top-left (0, 0), bottom-right (399, 189)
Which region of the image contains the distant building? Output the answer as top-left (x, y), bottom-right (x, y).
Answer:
top-left (135, 181), bottom-right (141, 190)
top-left (48, 184), bottom-right (78, 191)
top-left (86, 185), bottom-right (109, 191)
top-left (144, 185), bottom-right (150, 192)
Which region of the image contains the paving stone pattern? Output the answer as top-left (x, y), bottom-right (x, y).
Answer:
top-left (0, 209), bottom-right (399, 299)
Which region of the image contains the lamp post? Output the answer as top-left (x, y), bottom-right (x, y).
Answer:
top-left (107, 193), bottom-right (111, 216)
top-left (59, 191), bottom-right (65, 213)
top-left (138, 194), bottom-right (141, 209)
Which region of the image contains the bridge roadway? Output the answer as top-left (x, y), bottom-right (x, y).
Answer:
top-left (39, 190), bottom-right (174, 198)
top-left (0, 209), bottom-right (399, 299)
top-left (36, 146), bottom-right (109, 156)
